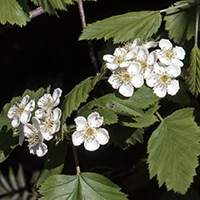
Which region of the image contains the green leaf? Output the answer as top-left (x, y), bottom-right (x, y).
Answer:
top-left (185, 45), bottom-right (200, 96)
top-left (126, 128), bottom-right (144, 146)
top-left (0, 0), bottom-right (30, 27)
top-left (164, 0), bottom-right (196, 45)
top-left (147, 108), bottom-right (200, 194)
top-left (39, 172), bottom-right (128, 200)
top-left (36, 140), bottom-right (67, 187)
top-left (79, 11), bottom-right (162, 43)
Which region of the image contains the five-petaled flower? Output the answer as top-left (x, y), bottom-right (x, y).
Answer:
top-left (24, 117), bottom-right (48, 157)
top-left (72, 112), bottom-right (109, 151)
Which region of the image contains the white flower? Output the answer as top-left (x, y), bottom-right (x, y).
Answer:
top-left (103, 47), bottom-right (137, 70)
top-left (7, 95), bottom-right (35, 128)
top-left (13, 123), bottom-right (25, 146)
top-left (156, 39), bottom-right (185, 67)
top-left (24, 117), bottom-right (48, 157)
top-left (35, 88), bottom-right (62, 119)
top-left (135, 46), bottom-right (157, 78)
top-left (108, 61), bottom-right (144, 97)
top-left (39, 108), bottom-right (61, 141)
top-left (146, 63), bottom-right (181, 98)
top-left (72, 112), bottom-right (109, 151)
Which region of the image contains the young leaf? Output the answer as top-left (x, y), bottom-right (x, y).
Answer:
top-left (185, 45), bottom-right (200, 96)
top-left (79, 11), bottom-right (162, 43)
top-left (0, 0), bottom-right (30, 27)
top-left (36, 140), bottom-right (67, 187)
top-left (147, 108), bottom-right (200, 194)
top-left (39, 172), bottom-right (128, 200)
top-left (164, 0), bottom-right (196, 45)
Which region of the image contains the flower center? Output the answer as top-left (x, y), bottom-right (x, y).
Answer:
top-left (160, 74), bottom-right (170, 83)
top-left (85, 127), bottom-right (96, 137)
top-left (120, 71), bottom-right (132, 83)
top-left (164, 50), bottom-right (174, 60)
top-left (140, 60), bottom-right (147, 72)
top-left (115, 55), bottom-right (125, 64)
top-left (16, 105), bottom-right (24, 116)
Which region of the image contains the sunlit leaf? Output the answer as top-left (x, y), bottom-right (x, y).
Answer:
top-left (39, 172), bottom-right (128, 200)
top-left (147, 108), bottom-right (200, 194)
top-left (0, 0), bottom-right (30, 27)
top-left (36, 141), bottom-right (67, 187)
top-left (164, 0), bottom-right (196, 44)
top-left (185, 45), bottom-right (200, 96)
top-left (79, 11), bottom-right (162, 43)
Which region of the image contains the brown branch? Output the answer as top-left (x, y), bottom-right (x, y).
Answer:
top-left (29, 6), bottom-right (45, 19)
top-left (77, 0), bottom-right (100, 75)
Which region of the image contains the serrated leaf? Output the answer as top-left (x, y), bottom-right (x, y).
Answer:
top-left (147, 108), bottom-right (200, 194)
top-left (0, 0), bottom-right (30, 27)
top-left (79, 11), bottom-right (162, 44)
top-left (164, 0), bottom-right (196, 44)
top-left (185, 45), bottom-right (200, 96)
top-left (39, 172), bottom-right (128, 200)
top-left (16, 164), bottom-right (26, 189)
top-left (36, 140), bottom-right (67, 187)
top-left (126, 128), bottom-right (144, 147)
top-left (9, 167), bottom-right (18, 191)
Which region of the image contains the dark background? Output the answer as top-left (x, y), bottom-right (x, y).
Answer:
top-left (0, 1), bottom-right (182, 199)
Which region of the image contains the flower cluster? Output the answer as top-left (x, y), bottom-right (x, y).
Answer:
top-left (72, 112), bottom-right (109, 151)
top-left (103, 38), bottom-right (185, 98)
top-left (7, 88), bottom-right (62, 157)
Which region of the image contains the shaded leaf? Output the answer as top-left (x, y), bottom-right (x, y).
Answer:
top-left (164, 0), bottom-right (196, 45)
top-left (36, 140), bottom-right (67, 187)
top-left (185, 45), bottom-right (200, 96)
top-left (39, 172), bottom-right (128, 200)
top-left (0, 0), bottom-right (30, 27)
top-left (126, 128), bottom-right (144, 146)
top-left (79, 11), bottom-right (162, 43)
top-left (147, 108), bottom-right (200, 194)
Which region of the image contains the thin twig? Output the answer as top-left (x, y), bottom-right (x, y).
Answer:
top-left (29, 6), bottom-right (45, 19)
top-left (159, 2), bottom-right (195, 13)
top-left (156, 111), bottom-right (163, 122)
top-left (72, 144), bottom-right (81, 174)
top-left (195, 5), bottom-right (200, 46)
top-left (77, 0), bottom-right (100, 75)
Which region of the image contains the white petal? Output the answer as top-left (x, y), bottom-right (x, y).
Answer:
top-left (167, 65), bottom-right (181, 77)
top-left (108, 74), bottom-right (121, 89)
top-left (75, 116), bottom-right (87, 131)
top-left (125, 49), bottom-right (137, 60)
top-left (171, 59), bottom-right (184, 67)
top-left (103, 54), bottom-right (114, 62)
top-left (131, 75), bottom-right (144, 88)
top-left (72, 131), bottom-right (84, 146)
top-left (167, 80), bottom-right (180, 96)
top-left (35, 109), bottom-right (44, 119)
top-left (87, 112), bottom-right (103, 128)
top-left (158, 56), bottom-right (171, 65)
top-left (119, 83), bottom-right (134, 97)
top-left (53, 88), bottom-right (62, 107)
top-left (146, 73), bottom-right (158, 87)
top-left (154, 63), bottom-right (165, 74)
top-left (173, 46), bottom-right (185, 60)
top-left (42, 132), bottom-right (53, 141)
top-left (30, 143), bottom-right (48, 157)
top-left (159, 39), bottom-right (172, 50)
top-left (154, 84), bottom-right (167, 98)
top-left (7, 105), bottom-right (17, 119)
top-left (143, 41), bottom-right (157, 49)
top-left (20, 111), bottom-right (31, 124)
top-left (12, 117), bottom-right (20, 128)
top-left (135, 46), bottom-right (148, 61)
top-left (25, 100), bottom-right (35, 112)
top-left (32, 117), bottom-right (40, 131)
top-left (147, 51), bottom-right (157, 65)
top-left (119, 61), bottom-right (130, 68)
top-left (19, 95), bottom-right (30, 108)
top-left (144, 67), bottom-right (153, 79)
top-left (38, 94), bottom-right (53, 108)
top-left (95, 128), bottom-right (109, 145)
top-left (127, 61), bottom-right (141, 74)
top-left (19, 131), bottom-right (25, 146)
top-left (106, 63), bottom-right (118, 70)
top-left (114, 48), bottom-right (126, 56)
top-left (53, 108), bottom-right (62, 121)
top-left (84, 139), bottom-right (100, 151)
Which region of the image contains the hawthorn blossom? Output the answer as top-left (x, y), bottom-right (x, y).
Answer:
top-left (72, 112), bottom-right (109, 151)
top-left (135, 46), bottom-right (157, 78)
top-left (35, 88), bottom-right (62, 119)
top-left (24, 117), bottom-right (48, 157)
top-left (39, 108), bottom-right (61, 141)
top-left (146, 63), bottom-right (181, 98)
top-left (108, 61), bottom-right (144, 97)
top-left (103, 47), bottom-right (137, 70)
top-left (156, 39), bottom-right (185, 67)
top-left (7, 95), bottom-right (35, 128)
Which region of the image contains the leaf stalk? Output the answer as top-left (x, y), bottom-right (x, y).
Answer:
top-left (195, 5), bottom-right (200, 46)
top-left (72, 144), bottom-right (81, 174)
top-left (156, 111), bottom-right (163, 121)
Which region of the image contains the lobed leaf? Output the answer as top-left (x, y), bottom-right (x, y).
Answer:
top-left (36, 140), bottom-right (67, 187)
top-left (185, 45), bottom-right (200, 96)
top-left (79, 11), bottom-right (162, 43)
top-left (39, 172), bottom-right (128, 200)
top-left (164, 0), bottom-right (196, 45)
top-left (147, 108), bottom-right (200, 194)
